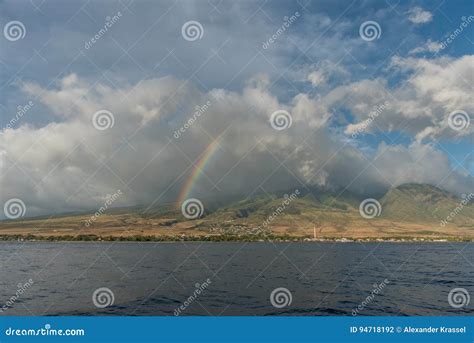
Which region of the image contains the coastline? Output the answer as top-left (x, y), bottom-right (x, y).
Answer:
top-left (0, 234), bottom-right (471, 243)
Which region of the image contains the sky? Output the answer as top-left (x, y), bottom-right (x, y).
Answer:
top-left (0, 0), bottom-right (473, 218)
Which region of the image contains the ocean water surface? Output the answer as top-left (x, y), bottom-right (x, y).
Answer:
top-left (0, 242), bottom-right (472, 316)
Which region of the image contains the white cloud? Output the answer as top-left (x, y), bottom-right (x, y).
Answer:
top-left (308, 70), bottom-right (326, 87)
top-left (373, 142), bottom-right (473, 196)
top-left (407, 7), bottom-right (433, 24)
top-left (408, 7), bottom-right (433, 24)
top-left (298, 60), bottom-right (349, 88)
top-left (1, 56), bottom-right (472, 217)
top-left (409, 39), bottom-right (443, 54)
top-left (2, 74), bottom-right (334, 216)
top-left (335, 55), bottom-right (473, 140)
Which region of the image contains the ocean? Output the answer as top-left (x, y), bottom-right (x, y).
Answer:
top-left (0, 242), bottom-right (472, 316)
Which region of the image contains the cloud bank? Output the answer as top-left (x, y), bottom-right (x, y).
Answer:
top-left (1, 53), bottom-right (472, 217)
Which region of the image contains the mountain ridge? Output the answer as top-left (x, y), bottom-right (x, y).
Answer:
top-left (1, 183), bottom-right (473, 241)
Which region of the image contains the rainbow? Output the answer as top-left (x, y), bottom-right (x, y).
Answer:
top-left (177, 135), bottom-right (222, 205)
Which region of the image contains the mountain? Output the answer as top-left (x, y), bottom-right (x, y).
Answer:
top-left (380, 183), bottom-right (474, 226)
top-left (1, 184), bottom-right (473, 241)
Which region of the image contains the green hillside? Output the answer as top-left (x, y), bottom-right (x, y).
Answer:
top-left (1, 183), bottom-right (472, 241)
top-left (380, 183), bottom-right (474, 225)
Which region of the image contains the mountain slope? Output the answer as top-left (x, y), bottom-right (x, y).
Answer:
top-left (380, 183), bottom-right (474, 226)
top-left (0, 183), bottom-right (473, 241)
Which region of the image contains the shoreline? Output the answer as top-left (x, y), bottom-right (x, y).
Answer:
top-left (0, 234), bottom-right (471, 243)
